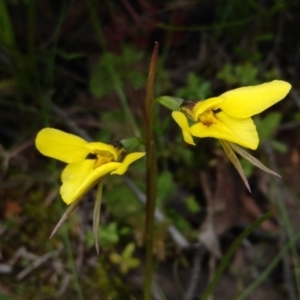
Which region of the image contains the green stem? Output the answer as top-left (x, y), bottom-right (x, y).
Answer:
top-left (143, 42), bottom-right (159, 300)
top-left (201, 210), bottom-right (274, 300)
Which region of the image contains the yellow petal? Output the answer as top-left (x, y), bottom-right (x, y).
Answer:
top-left (111, 152), bottom-right (146, 175)
top-left (85, 142), bottom-right (119, 160)
top-left (172, 111), bottom-right (195, 145)
top-left (193, 97), bottom-right (224, 119)
top-left (36, 128), bottom-right (89, 163)
top-left (219, 80), bottom-right (291, 118)
top-left (60, 160), bottom-right (121, 204)
top-left (190, 112), bottom-right (259, 149)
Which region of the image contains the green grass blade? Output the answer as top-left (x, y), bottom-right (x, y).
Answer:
top-left (201, 211), bottom-right (274, 300)
top-left (0, 0), bottom-right (15, 46)
top-left (236, 231), bottom-right (300, 300)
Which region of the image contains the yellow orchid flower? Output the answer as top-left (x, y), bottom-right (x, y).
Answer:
top-left (36, 128), bottom-right (145, 205)
top-left (172, 80), bottom-right (291, 148)
top-left (35, 128), bottom-right (145, 252)
top-left (170, 80), bottom-right (291, 191)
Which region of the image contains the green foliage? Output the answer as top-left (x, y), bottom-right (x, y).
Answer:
top-left (217, 62), bottom-right (280, 87)
top-left (173, 136), bottom-right (194, 166)
top-left (157, 171), bottom-right (176, 206)
top-left (85, 222), bottom-right (120, 250)
top-left (97, 110), bottom-right (132, 141)
top-left (256, 112), bottom-right (281, 140)
top-left (90, 46), bottom-right (146, 97)
top-left (121, 137), bottom-right (144, 152)
top-left (263, 68), bottom-right (280, 81)
top-left (0, 294), bottom-right (20, 300)
top-left (240, 112), bottom-right (287, 177)
top-left (167, 209), bottom-right (195, 239)
top-left (185, 195), bottom-right (201, 213)
top-left (240, 157), bottom-right (254, 177)
top-left (91, 258), bottom-right (125, 298)
top-left (256, 112), bottom-right (287, 153)
top-left (104, 176), bottom-right (144, 221)
top-left (293, 112), bottom-right (300, 121)
top-left (109, 242), bottom-right (140, 274)
top-left (176, 72), bottom-right (212, 100)
top-left (217, 63), bottom-right (259, 86)
top-left (0, 0), bottom-right (15, 47)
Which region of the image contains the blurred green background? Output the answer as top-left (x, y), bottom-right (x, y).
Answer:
top-left (1, 0), bottom-right (300, 299)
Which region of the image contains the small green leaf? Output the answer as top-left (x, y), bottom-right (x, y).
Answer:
top-left (121, 137), bottom-right (144, 152)
top-left (98, 222), bottom-right (120, 249)
top-left (270, 140), bottom-right (288, 153)
top-left (123, 242), bottom-right (135, 259)
top-left (176, 72), bottom-right (212, 99)
top-left (156, 96), bottom-right (183, 111)
top-left (256, 112), bottom-right (281, 140)
top-left (217, 63), bottom-right (259, 86)
top-left (185, 195), bottom-right (201, 213)
top-left (157, 171), bottom-right (176, 205)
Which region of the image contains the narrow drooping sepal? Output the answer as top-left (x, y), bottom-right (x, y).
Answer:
top-left (93, 181), bottom-right (104, 255)
top-left (219, 139), bottom-right (251, 192)
top-left (229, 143), bottom-right (280, 177)
top-left (49, 197), bottom-right (82, 239)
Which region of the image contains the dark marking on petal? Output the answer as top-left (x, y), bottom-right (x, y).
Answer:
top-left (213, 108), bottom-right (222, 114)
top-left (86, 153), bottom-right (97, 160)
top-left (180, 100), bottom-right (198, 110)
top-left (111, 141), bottom-right (123, 149)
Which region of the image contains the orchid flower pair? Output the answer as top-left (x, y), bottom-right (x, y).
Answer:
top-left (36, 79), bottom-right (291, 252)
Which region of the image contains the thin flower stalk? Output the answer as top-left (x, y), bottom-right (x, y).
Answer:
top-left (143, 42), bottom-right (159, 300)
